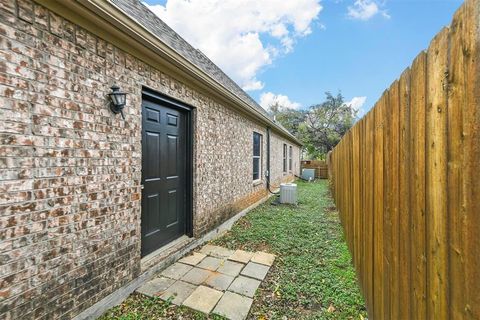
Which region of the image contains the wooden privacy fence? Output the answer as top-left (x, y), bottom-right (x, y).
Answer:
top-left (328, 1), bottom-right (480, 319)
top-left (301, 160), bottom-right (328, 179)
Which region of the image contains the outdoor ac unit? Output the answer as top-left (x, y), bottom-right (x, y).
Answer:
top-left (302, 168), bottom-right (315, 181)
top-left (280, 183), bottom-right (297, 204)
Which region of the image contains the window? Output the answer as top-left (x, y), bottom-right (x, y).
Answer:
top-left (289, 146), bottom-right (293, 171)
top-left (253, 132), bottom-right (262, 181)
top-left (283, 144), bottom-right (287, 172)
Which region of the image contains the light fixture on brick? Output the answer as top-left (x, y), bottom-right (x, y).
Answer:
top-left (108, 84), bottom-right (127, 119)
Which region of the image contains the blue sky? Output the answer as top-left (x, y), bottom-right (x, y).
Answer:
top-left (144, 0), bottom-right (463, 116)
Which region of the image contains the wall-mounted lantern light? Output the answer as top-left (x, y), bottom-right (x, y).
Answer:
top-left (108, 84), bottom-right (127, 119)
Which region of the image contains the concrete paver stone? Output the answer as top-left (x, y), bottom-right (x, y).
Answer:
top-left (182, 285), bottom-right (223, 314)
top-left (181, 267), bottom-right (213, 285)
top-left (199, 244), bottom-right (235, 258)
top-left (213, 291), bottom-right (253, 320)
top-left (197, 256), bottom-right (224, 271)
top-left (136, 277), bottom-right (175, 297)
top-left (204, 272), bottom-right (235, 291)
top-left (250, 252), bottom-right (275, 266)
top-left (228, 276), bottom-right (261, 298)
top-left (240, 262), bottom-right (270, 280)
top-left (160, 262), bottom-right (193, 280)
top-left (179, 252), bottom-right (207, 266)
top-left (160, 281), bottom-right (197, 305)
top-left (228, 250), bottom-right (254, 264)
top-left (211, 247), bottom-right (235, 258)
top-left (198, 244), bottom-right (216, 255)
top-left (217, 260), bottom-right (245, 277)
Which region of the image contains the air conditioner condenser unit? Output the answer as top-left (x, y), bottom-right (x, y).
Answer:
top-left (280, 183), bottom-right (297, 205)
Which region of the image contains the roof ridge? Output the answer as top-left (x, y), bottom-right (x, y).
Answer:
top-left (109, 0), bottom-right (299, 141)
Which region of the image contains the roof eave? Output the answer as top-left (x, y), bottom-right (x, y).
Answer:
top-left (36, 0), bottom-right (302, 146)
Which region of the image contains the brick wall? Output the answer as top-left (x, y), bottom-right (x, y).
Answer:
top-left (0, 0), bottom-right (301, 318)
top-left (269, 131), bottom-right (301, 186)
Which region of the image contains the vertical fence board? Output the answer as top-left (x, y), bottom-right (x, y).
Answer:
top-left (353, 127), bottom-right (360, 273)
top-left (359, 119), bottom-right (366, 296)
top-left (346, 134), bottom-right (352, 251)
top-left (328, 1), bottom-right (478, 318)
top-left (447, 6), bottom-right (466, 319)
top-left (373, 96), bottom-right (385, 320)
top-left (382, 89), bottom-right (391, 320)
top-left (389, 80), bottom-right (400, 320)
top-left (426, 28), bottom-right (449, 320)
top-left (398, 68), bottom-right (412, 319)
top-left (348, 133), bottom-right (353, 253)
top-left (410, 51), bottom-right (427, 320)
top-left (365, 111), bottom-right (374, 314)
top-left (462, 1), bottom-right (480, 318)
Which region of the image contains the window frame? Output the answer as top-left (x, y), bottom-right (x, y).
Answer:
top-left (283, 143), bottom-right (287, 173)
top-left (289, 145), bottom-right (293, 172)
top-left (253, 132), bottom-right (262, 182)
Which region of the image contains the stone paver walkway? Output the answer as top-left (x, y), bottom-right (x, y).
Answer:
top-left (136, 244), bottom-right (275, 320)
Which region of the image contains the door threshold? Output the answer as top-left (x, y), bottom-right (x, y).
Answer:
top-left (141, 235), bottom-right (193, 272)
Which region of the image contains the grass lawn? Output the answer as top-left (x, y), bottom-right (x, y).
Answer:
top-left (100, 179), bottom-right (366, 320)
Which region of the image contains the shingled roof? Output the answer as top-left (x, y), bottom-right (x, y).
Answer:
top-left (110, 0), bottom-right (273, 120)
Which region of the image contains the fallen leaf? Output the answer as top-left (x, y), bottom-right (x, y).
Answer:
top-left (327, 304), bottom-right (336, 313)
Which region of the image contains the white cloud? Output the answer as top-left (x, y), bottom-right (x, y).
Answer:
top-left (347, 0), bottom-right (390, 21)
top-left (260, 92), bottom-right (302, 110)
top-left (346, 96), bottom-right (367, 112)
top-left (145, 0), bottom-right (322, 91)
top-left (381, 11), bottom-right (391, 19)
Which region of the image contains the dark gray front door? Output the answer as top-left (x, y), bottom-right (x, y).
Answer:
top-left (141, 99), bottom-right (187, 257)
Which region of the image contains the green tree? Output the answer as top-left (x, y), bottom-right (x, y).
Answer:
top-left (301, 92), bottom-right (357, 159)
top-left (268, 102), bottom-right (306, 137)
top-left (265, 92), bottom-right (357, 160)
